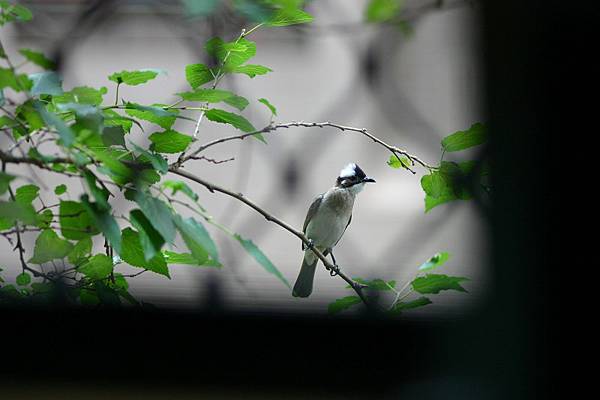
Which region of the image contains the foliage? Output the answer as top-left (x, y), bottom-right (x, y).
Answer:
top-left (0, 1), bottom-right (312, 307)
top-left (1, 2), bottom-right (477, 315)
top-left (328, 252), bottom-right (468, 315)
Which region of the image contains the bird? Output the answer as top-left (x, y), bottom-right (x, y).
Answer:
top-left (292, 163), bottom-right (375, 297)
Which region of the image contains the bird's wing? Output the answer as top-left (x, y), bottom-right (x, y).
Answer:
top-left (333, 214), bottom-right (352, 248)
top-left (302, 194), bottom-right (323, 250)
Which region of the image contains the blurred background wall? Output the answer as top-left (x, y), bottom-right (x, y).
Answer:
top-left (0, 0), bottom-right (486, 316)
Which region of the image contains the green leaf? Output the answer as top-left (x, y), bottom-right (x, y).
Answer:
top-left (174, 215), bottom-right (219, 264)
top-left (108, 69), bottom-right (164, 86)
top-left (223, 95), bottom-right (249, 111)
top-left (16, 100), bottom-right (43, 133)
top-left (204, 108), bottom-right (255, 133)
top-left (162, 180), bottom-right (199, 201)
top-left (112, 273), bottom-right (129, 291)
top-left (177, 88), bottom-right (234, 102)
top-left (258, 98), bottom-right (277, 116)
top-left (82, 169), bottom-right (110, 210)
top-left (67, 237), bottom-right (92, 266)
top-left (411, 274), bottom-right (469, 294)
top-left (183, 217), bottom-right (220, 263)
top-left (16, 272), bottom-right (31, 286)
top-left (328, 296), bottom-right (362, 315)
top-left (418, 252), bottom-right (450, 271)
top-left (80, 195), bottom-right (122, 254)
top-left (233, 64), bottom-right (272, 78)
top-left (387, 154), bottom-right (410, 169)
top-left (205, 37), bottom-right (256, 68)
top-left (79, 288), bottom-right (99, 306)
top-left (149, 130), bottom-right (193, 154)
top-left (53, 86), bottom-right (107, 106)
top-left (347, 278), bottom-right (396, 291)
top-left (390, 296), bottom-right (432, 314)
top-left (267, 8), bottom-right (314, 26)
top-left (163, 250), bottom-right (217, 266)
top-left (28, 229), bottom-right (74, 264)
top-left (0, 216), bottom-right (13, 231)
top-left (0, 67), bottom-right (31, 91)
top-left (185, 63), bottom-right (215, 89)
top-left (0, 172), bottom-right (15, 194)
top-left (37, 209), bottom-right (52, 229)
top-left (366, 0), bottom-right (402, 23)
top-left (18, 48), bottom-right (55, 70)
top-left (33, 100), bottom-right (75, 147)
top-left (56, 102), bottom-right (103, 135)
top-left (0, 115), bottom-right (15, 128)
top-left (0, 1), bottom-right (32, 24)
top-left (78, 254), bottom-right (113, 280)
top-left (102, 126), bottom-right (125, 147)
top-left (0, 200), bottom-right (38, 225)
top-left (129, 209), bottom-right (165, 261)
top-left (429, 172), bottom-right (445, 198)
top-left (124, 103), bottom-right (178, 130)
top-left (128, 141), bottom-right (168, 174)
top-left (29, 71), bottom-right (63, 96)
top-left (0, 284), bottom-right (23, 300)
top-left (104, 109), bottom-right (134, 132)
top-left (94, 281), bottom-right (121, 306)
top-left (31, 282), bottom-right (53, 294)
top-left (120, 228), bottom-right (170, 278)
top-left (15, 184), bottom-right (39, 205)
top-left (111, 275), bottom-right (138, 306)
top-left (441, 123), bottom-right (487, 152)
top-left (420, 162), bottom-right (472, 212)
top-left (134, 191), bottom-right (176, 244)
top-left (234, 233), bottom-right (290, 289)
top-left (54, 184), bottom-right (67, 195)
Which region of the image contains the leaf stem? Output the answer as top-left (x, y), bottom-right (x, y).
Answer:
top-left (114, 82), bottom-right (120, 106)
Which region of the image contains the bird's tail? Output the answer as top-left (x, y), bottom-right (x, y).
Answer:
top-left (292, 252), bottom-right (318, 298)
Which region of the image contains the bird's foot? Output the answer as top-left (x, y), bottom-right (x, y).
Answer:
top-left (329, 264), bottom-right (340, 277)
top-left (305, 239), bottom-right (315, 250)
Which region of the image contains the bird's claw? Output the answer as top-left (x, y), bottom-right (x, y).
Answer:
top-left (329, 264), bottom-right (340, 277)
top-left (306, 239), bottom-right (315, 250)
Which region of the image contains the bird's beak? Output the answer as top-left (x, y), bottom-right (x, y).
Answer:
top-left (363, 177), bottom-right (376, 183)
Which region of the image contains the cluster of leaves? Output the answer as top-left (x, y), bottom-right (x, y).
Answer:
top-left (181, 0), bottom-right (404, 29)
top-left (0, 1), bottom-right (312, 307)
top-left (328, 251), bottom-right (468, 315)
top-left (182, 0), bottom-right (314, 26)
top-left (387, 122), bottom-right (490, 212)
top-left (344, 123), bottom-right (489, 314)
top-left (0, 0), bottom-right (30, 26)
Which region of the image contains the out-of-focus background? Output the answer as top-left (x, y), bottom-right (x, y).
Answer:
top-left (0, 0), bottom-right (485, 316)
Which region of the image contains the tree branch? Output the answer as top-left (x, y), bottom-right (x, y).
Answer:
top-left (168, 167), bottom-right (373, 308)
top-left (177, 121), bottom-right (435, 173)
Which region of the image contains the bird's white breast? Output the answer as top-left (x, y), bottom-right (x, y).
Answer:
top-left (305, 188), bottom-right (354, 250)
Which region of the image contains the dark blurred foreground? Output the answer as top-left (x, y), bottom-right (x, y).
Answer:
top-left (1, 0), bottom-right (570, 398)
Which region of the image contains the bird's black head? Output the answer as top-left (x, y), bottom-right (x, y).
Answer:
top-left (336, 163), bottom-right (376, 188)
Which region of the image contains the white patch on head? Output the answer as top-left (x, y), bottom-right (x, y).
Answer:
top-left (339, 163), bottom-right (357, 178)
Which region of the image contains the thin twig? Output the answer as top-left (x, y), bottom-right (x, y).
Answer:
top-left (188, 155), bottom-right (235, 164)
top-left (178, 121), bottom-right (435, 172)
